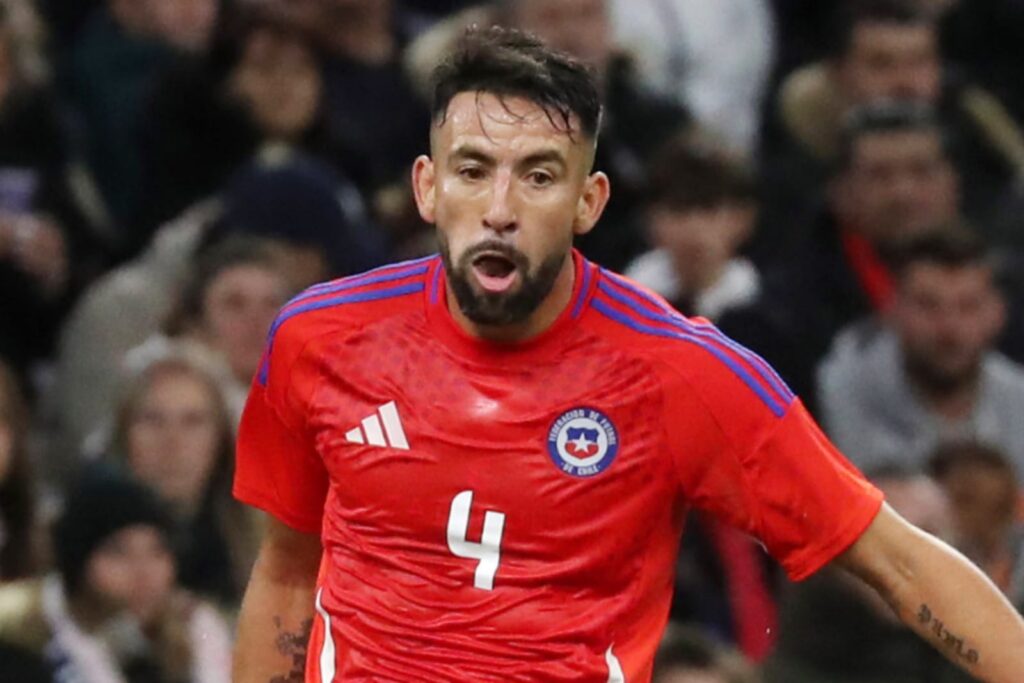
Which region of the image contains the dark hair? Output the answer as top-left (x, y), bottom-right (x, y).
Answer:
top-left (829, 0), bottom-right (933, 61)
top-left (205, 3), bottom-right (321, 83)
top-left (54, 466), bottom-right (175, 595)
top-left (646, 135), bottom-right (757, 211)
top-left (886, 227), bottom-right (989, 280)
top-left (0, 360), bottom-right (39, 580)
top-left (113, 350), bottom-right (256, 601)
top-left (928, 440), bottom-right (1018, 483)
top-left (653, 626), bottom-right (758, 683)
top-left (836, 100), bottom-right (948, 173)
top-left (430, 25), bottom-right (602, 140)
top-left (654, 626), bottom-right (718, 673)
top-left (166, 235), bottom-right (281, 336)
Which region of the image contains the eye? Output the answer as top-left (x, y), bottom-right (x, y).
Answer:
top-left (527, 171), bottom-right (554, 186)
top-left (458, 166), bottom-right (486, 181)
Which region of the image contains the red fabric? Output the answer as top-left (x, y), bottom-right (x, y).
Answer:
top-left (234, 253), bottom-right (883, 682)
top-left (841, 231), bottom-right (894, 312)
top-left (706, 519), bottom-right (778, 661)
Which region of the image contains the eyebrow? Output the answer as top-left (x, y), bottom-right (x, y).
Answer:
top-left (449, 145), bottom-right (569, 171)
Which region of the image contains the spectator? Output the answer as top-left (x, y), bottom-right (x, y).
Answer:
top-left (721, 102), bottom-right (959, 407)
top-left (0, 468), bottom-right (231, 683)
top-left (668, 513), bottom-right (778, 662)
top-left (609, 0), bottom-right (776, 156)
top-left (0, 1), bottom-right (110, 372)
top-left (0, 359), bottom-right (43, 581)
top-left (137, 6), bottom-right (356, 240)
top-left (312, 0), bottom-right (431, 196)
top-left (52, 155), bottom-right (383, 480)
top-left (653, 625), bottom-right (759, 683)
top-left (762, 0), bottom-right (1024, 247)
top-left (406, 0), bottom-right (692, 271)
top-left (111, 350), bottom-right (259, 606)
top-left (625, 135), bottom-right (760, 320)
top-left (817, 229), bottom-right (1024, 475)
top-left (929, 441), bottom-right (1024, 608)
top-left (63, 0), bottom-right (220, 243)
top-left (763, 465), bottom-right (973, 682)
top-left (161, 236), bottom-right (290, 421)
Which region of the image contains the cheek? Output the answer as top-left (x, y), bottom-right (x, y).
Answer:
top-left (127, 427), bottom-right (162, 473)
top-left (86, 555), bottom-right (132, 602)
top-left (184, 427), bottom-right (221, 470)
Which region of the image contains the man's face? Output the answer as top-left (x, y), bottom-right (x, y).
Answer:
top-left (413, 92), bottom-right (608, 328)
top-left (648, 204), bottom-right (755, 293)
top-left (892, 262), bottom-right (1004, 391)
top-left (511, 0), bottom-right (611, 68)
top-left (940, 462), bottom-right (1017, 556)
top-left (837, 21), bottom-right (941, 105)
top-left (834, 129), bottom-right (958, 244)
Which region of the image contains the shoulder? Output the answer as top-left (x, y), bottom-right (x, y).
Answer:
top-left (984, 351), bottom-right (1024, 396)
top-left (259, 256), bottom-right (439, 384)
top-left (583, 268), bottom-right (795, 420)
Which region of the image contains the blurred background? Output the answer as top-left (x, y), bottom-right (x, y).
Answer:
top-left (1, 1), bottom-right (1023, 681)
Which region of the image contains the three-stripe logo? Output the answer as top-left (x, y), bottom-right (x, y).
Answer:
top-left (345, 401), bottom-right (409, 450)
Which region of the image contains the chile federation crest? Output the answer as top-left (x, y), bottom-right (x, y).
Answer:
top-left (547, 407), bottom-right (619, 478)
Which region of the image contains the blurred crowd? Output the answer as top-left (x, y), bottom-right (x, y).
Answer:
top-left (1, 0), bottom-right (1023, 681)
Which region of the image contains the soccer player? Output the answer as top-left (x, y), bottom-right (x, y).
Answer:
top-left (232, 27), bottom-right (1024, 683)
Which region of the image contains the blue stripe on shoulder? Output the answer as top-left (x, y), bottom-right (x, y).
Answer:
top-left (571, 261), bottom-right (593, 319)
top-left (258, 281), bottom-right (424, 385)
top-left (288, 256), bottom-right (435, 307)
top-left (592, 297), bottom-right (787, 418)
top-left (599, 273), bottom-right (795, 403)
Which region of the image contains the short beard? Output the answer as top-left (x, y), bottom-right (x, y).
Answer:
top-left (902, 350), bottom-right (981, 397)
top-left (439, 236), bottom-right (567, 326)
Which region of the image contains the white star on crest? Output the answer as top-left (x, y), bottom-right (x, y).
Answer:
top-left (571, 433), bottom-right (593, 451)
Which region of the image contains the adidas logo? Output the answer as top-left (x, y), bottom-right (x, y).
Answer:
top-left (345, 401), bottom-right (409, 450)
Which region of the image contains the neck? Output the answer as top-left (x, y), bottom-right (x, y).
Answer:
top-left (675, 255), bottom-right (728, 298)
top-left (447, 253), bottom-right (576, 344)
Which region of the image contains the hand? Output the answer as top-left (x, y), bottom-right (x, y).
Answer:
top-left (0, 213), bottom-right (69, 296)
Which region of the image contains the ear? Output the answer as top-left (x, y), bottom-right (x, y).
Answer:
top-left (412, 155), bottom-right (437, 224)
top-left (573, 171), bottom-right (611, 236)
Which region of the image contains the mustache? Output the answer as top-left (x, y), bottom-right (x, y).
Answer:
top-left (460, 241), bottom-right (529, 270)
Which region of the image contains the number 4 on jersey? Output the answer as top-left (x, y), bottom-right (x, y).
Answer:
top-left (446, 490), bottom-right (506, 590)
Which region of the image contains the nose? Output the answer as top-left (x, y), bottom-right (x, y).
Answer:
top-left (482, 171), bottom-right (517, 233)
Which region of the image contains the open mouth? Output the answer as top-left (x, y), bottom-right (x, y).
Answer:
top-left (471, 252), bottom-right (519, 293)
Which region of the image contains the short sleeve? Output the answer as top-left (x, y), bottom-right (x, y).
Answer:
top-left (234, 331), bottom-right (328, 534)
top-left (663, 357), bottom-right (883, 581)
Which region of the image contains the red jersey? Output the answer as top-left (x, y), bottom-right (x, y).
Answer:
top-left (235, 251), bottom-right (883, 682)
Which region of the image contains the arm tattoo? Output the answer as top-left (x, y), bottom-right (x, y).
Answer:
top-left (917, 604), bottom-right (981, 666)
top-left (269, 617), bottom-right (314, 683)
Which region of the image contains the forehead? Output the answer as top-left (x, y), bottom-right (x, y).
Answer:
top-left (433, 92), bottom-right (582, 156)
top-left (902, 262), bottom-right (992, 291)
top-left (515, 0), bottom-right (607, 21)
top-left (851, 21), bottom-right (936, 52)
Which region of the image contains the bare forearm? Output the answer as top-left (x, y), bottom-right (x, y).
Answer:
top-left (233, 560), bottom-right (317, 683)
top-left (843, 507), bottom-right (1024, 682)
top-left (233, 518), bottom-right (322, 683)
top-left (886, 531), bottom-right (1024, 682)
